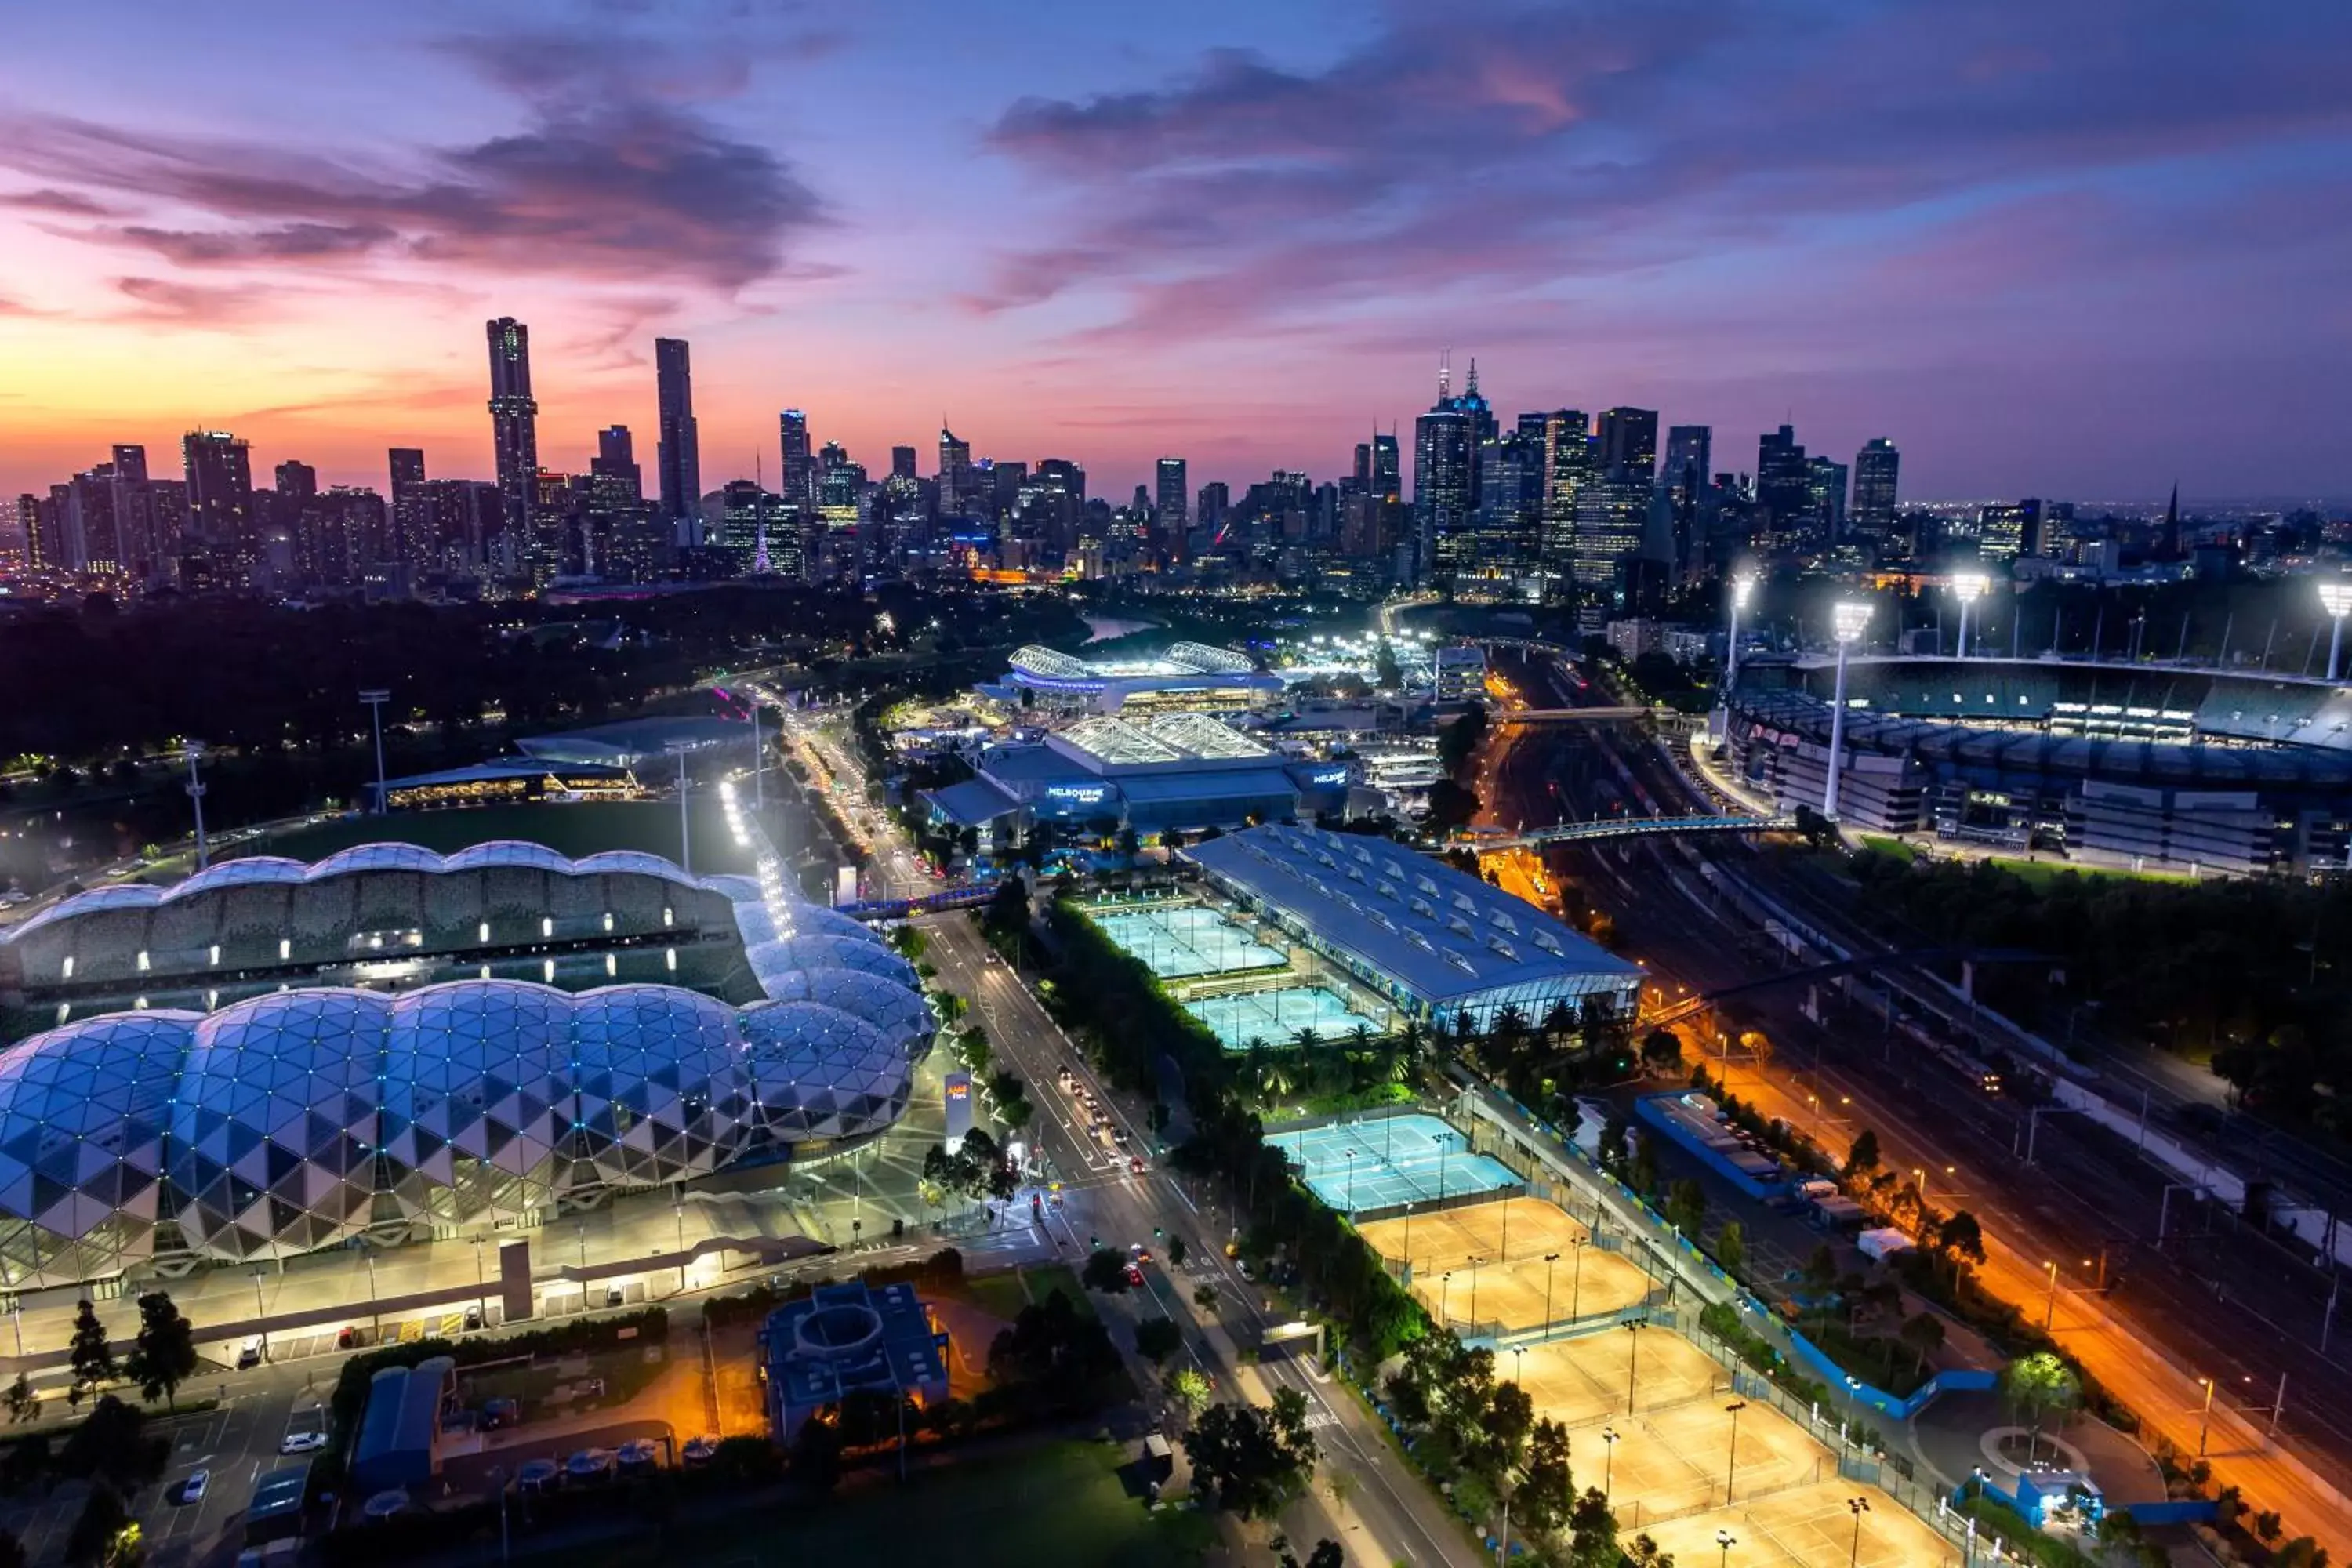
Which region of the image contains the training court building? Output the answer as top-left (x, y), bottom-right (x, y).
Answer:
top-left (1181, 824), bottom-right (1642, 1033)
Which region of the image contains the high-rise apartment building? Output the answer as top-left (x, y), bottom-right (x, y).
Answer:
top-left (936, 425), bottom-right (973, 520)
top-left (1851, 438), bottom-right (1900, 535)
top-left (890, 445), bottom-right (917, 481)
top-left (387, 448), bottom-right (428, 565)
top-left (1807, 456), bottom-right (1849, 542)
top-left (1571, 471), bottom-right (1652, 589)
top-left (1597, 407), bottom-right (1659, 477)
top-left (1662, 426), bottom-right (1711, 503)
top-left (1155, 458), bottom-right (1189, 537)
top-left (183, 430), bottom-right (256, 572)
top-left (778, 410), bottom-right (814, 506)
top-left (1414, 360), bottom-right (1485, 578)
top-left (484, 318), bottom-right (539, 560)
top-left (654, 338), bottom-right (700, 524)
top-left (5, 495), bottom-right (35, 568)
top-left (1979, 499), bottom-right (2044, 561)
top-left (1534, 410), bottom-right (1590, 566)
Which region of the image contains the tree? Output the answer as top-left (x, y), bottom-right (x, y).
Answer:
top-left (1081, 1248), bottom-right (1133, 1294)
top-left (2002, 1352), bottom-right (2082, 1463)
top-left (1846, 1128), bottom-right (1881, 1178)
top-left (124, 1294), bottom-right (196, 1412)
top-left (1183, 1389), bottom-right (1317, 1519)
top-left (4, 1376), bottom-right (35, 1425)
top-left (1715, 1221), bottom-right (1746, 1281)
top-left (1516, 1417), bottom-right (1575, 1537)
top-left (1666, 1178), bottom-right (1706, 1237)
top-left (1567, 1486), bottom-right (1619, 1567)
top-left (1168, 1235), bottom-right (1189, 1268)
top-left (1134, 1316), bottom-right (1181, 1363)
top-left (1640, 1028), bottom-right (1684, 1074)
top-left (1276, 1538), bottom-right (1346, 1568)
top-left (1939, 1210), bottom-right (1987, 1279)
top-left (1165, 1366), bottom-right (1213, 1421)
top-left (1193, 1283), bottom-right (1219, 1313)
top-left (67, 1301), bottom-right (115, 1408)
top-left (1899, 1312), bottom-right (1946, 1380)
top-left (62, 1483), bottom-right (130, 1568)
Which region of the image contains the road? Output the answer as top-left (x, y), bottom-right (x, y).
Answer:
top-left (1479, 650), bottom-right (2352, 1544)
top-left (923, 908), bottom-right (1484, 1567)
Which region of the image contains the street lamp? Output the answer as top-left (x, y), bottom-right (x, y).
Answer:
top-left (358, 689), bottom-right (391, 815)
top-left (1600, 1425), bottom-right (1619, 1501)
top-left (2042, 1259), bottom-right (2060, 1329)
top-left (2198, 1375), bottom-right (2216, 1457)
top-left (1951, 572), bottom-right (1988, 659)
top-left (1468, 1254), bottom-right (1486, 1325)
top-left (1717, 1528), bottom-right (1737, 1568)
top-left (1822, 601), bottom-right (1872, 821)
top-left (1542, 1251), bottom-right (1562, 1326)
top-left (1724, 1399), bottom-right (1747, 1503)
top-left (2321, 581), bottom-right (2352, 682)
top-left (1847, 1496), bottom-right (1871, 1568)
top-left (1624, 1319), bottom-right (1647, 1413)
top-left (183, 741), bottom-right (210, 872)
top-left (666, 741), bottom-right (695, 877)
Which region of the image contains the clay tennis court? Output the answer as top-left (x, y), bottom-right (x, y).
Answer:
top-left (1506, 1323), bottom-right (1727, 1427)
top-left (1639, 1481), bottom-right (1961, 1568)
top-left (1357, 1196), bottom-right (1656, 1330)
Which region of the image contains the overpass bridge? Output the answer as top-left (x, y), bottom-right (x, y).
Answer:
top-left (1491, 706), bottom-right (1651, 724)
top-left (1453, 813), bottom-right (1797, 850)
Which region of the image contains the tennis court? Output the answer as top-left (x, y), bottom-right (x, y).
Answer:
top-left (1358, 1196), bottom-right (1654, 1328)
top-left (1274, 1113), bottom-right (1519, 1215)
top-left (1511, 1325), bottom-right (1727, 1427)
top-left (1640, 1482), bottom-right (1960, 1568)
top-left (1186, 985), bottom-right (1387, 1050)
top-left (1094, 905), bottom-right (1287, 978)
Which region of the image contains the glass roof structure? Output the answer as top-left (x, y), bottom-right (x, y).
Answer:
top-left (1058, 717), bottom-right (1186, 766)
top-left (1140, 713), bottom-right (1272, 759)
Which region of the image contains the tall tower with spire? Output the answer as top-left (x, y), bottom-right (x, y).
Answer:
top-left (2161, 482), bottom-right (2181, 559)
top-left (1414, 350), bottom-right (1484, 581)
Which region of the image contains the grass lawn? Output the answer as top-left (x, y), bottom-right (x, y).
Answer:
top-left (956, 1268), bottom-right (1033, 1322)
top-left (554, 1440), bottom-right (1213, 1568)
top-left (1853, 837), bottom-right (2194, 888)
top-left (1018, 1262), bottom-right (1095, 1319)
top-left (241, 800), bottom-right (760, 876)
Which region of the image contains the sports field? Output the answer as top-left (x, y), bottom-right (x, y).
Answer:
top-left (1275, 1113), bottom-right (1519, 1214)
top-left (1357, 1196), bottom-right (1653, 1329)
top-left (1639, 1480), bottom-right (1961, 1568)
top-left (1094, 905), bottom-right (1286, 978)
top-left (1510, 1323), bottom-right (1728, 1427)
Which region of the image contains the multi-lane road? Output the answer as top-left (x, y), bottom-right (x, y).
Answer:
top-left (1479, 650), bottom-right (2352, 1542)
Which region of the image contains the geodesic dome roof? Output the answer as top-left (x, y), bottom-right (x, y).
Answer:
top-left (764, 935), bottom-right (921, 989)
top-left (176, 857), bottom-right (309, 895)
top-left (381, 981), bottom-right (571, 1224)
top-left (0, 1011), bottom-right (193, 1259)
top-left (739, 1001), bottom-right (912, 1143)
top-left (310, 842), bottom-right (448, 877)
top-left (169, 989), bottom-right (392, 1261)
top-left (560, 986), bottom-right (750, 1188)
top-left (761, 967), bottom-right (935, 1053)
top-left (443, 840), bottom-right (577, 873)
top-left (574, 851), bottom-right (702, 885)
top-left (779, 906), bottom-right (889, 947)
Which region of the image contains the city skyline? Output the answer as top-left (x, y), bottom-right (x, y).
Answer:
top-left (2, 1), bottom-right (2348, 502)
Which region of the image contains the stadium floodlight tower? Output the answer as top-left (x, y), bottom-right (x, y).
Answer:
top-left (183, 740), bottom-right (209, 872)
top-left (666, 739), bottom-right (696, 877)
top-left (358, 689), bottom-right (391, 815)
top-left (2321, 580), bottom-right (2352, 683)
top-left (1821, 601), bottom-right (1872, 821)
top-left (1726, 572), bottom-right (1758, 691)
top-left (1951, 571), bottom-right (1989, 659)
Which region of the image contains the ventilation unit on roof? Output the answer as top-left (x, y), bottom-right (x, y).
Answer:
top-left (1377, 880), bottom-right (1399, 900)
top-left (1416, 876), bottom-right (1439, 896)
top-left (1445, 952), bottom-right (1479, 975)
top-left (1452, 891), bottom-right (1477, 913)
top-left (1487, 934), bottom-right (1519, 961)
top-left (1382, 860), bottom-right (1406, 879)
top-left (1410, 896), bottom-right (1436, 920)
top-left (1448, 914), bottom-right (1475, 938)
top-left (1348, 865), bottom-right (1367, 883)
top-left (1369, 911), bottom-right (1399, 932)
top-left (1406, 931), bottom-right (1436, 953)
top-left (1352, 845), bottom-right (1374, 863)
top-left (1532, 930), bottom-right (1563, 954)
top-left (1490, 910), bottom-right (1519, 935)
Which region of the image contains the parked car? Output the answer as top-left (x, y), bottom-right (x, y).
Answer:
top-left (463, 1303), bottom-right (485, 1330)
top-left (278, 1432), bottom-right (325, 1457)
top-left (179, 1470), bottom-right (210, 1505)
top-left (1123, 1262), bottom-right (1145, 1287)
top-left (237, 1336), bottom-right (263, 1369)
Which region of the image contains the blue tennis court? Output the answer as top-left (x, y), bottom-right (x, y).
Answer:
top-left (1185, 985), bottom-right (1385, 1050)
top-left (1276, 1112), bottom-right (1520, 1215)
top-left (1095, 905), bottom-right (1287, 978)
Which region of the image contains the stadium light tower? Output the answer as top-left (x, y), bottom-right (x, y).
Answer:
top-left (666, 740), bottom-right (695, 877)
top-left (2321, 580), bottom-right (2352, 682)
top-left (1951, 572), bottom-right (1989, 659)
top-left (358, 689), bottom-right (391, 815)
top-left (1726, 572), bottom-right (1757, 692)
top-left (183, 740), bottom-right (209, 872)
top-left (1822, 601), bottom-right (1872, 821)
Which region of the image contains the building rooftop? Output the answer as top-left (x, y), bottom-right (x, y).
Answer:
top-left (1181, 824), bottom-right (1640, 1007)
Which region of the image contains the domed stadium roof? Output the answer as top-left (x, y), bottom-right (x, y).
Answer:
top-left (573, 851), bottom-right (702, 884)
top-left (0, 1011), bottom-right (194, 1285)
top-left (560, 986), bottom-right (750, 1189)
top-left (443, 840), bottom-right (578, 874)
top-left (760, 968), bottom-right (934, 1053)
top-left (739, 1002), bottom-right (912, 1143)
top-left (175, 857), bottom-right (309, 895)
top-left (169, 989), bottom-right (394, 1261)
top-left (310, 842), bottom-right (448, 877)
top-left (763, 935), bottom-right (920, 989)
top-left (381, 982), bottom-right (572, 1225)
top-left (779, 906), bottom-right (888, 948)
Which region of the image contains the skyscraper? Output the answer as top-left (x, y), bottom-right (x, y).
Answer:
top-left (1978, 499), bottom-right (2044, 561)
top-left (1572, 472), bottom-right (1651, 590)
top-left (1534, 410), bottom-right (1590, 567)
top-left (1755, 425), bottom-right (1810, 536)
top-left (388, 448), bottom-right (428, 565)
top-left (779, 410), bottom-right (814, 506)
top-left (1414, 358), bottom-right (1483, 579)
top-left (183, 430), bottom-right (256, 571)
top-left (654, 338), bottom-right (700, 524)
top-left (1851, 438), bottom-right (1900, 535)
top-left (106, 444), bottom-right (159, 578)
top-left (1663, 426), bottom-right (1712, 503)
top-left (890, 445), bottom-right (918, 481)
top-left (484, 318), bottom-right (539, 560)
top-left (1597, 408), bottom-right (1660, 477)
top-left (1155, 458), bottom-right (1189, 537)
top-left (937, 425), bottom-right (972, 521)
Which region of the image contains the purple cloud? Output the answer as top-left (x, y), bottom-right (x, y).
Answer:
top-left (0, 187), bottom-right (122, 216)
top-left (109, 276), bottom-right (274, 326)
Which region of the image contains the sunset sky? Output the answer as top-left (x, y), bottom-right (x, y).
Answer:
top-left (3, 0), bottom-right (2347, 503)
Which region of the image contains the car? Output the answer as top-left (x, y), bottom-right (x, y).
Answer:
top-left (1129, 1155), bottom-right (1147, 1175)
top-left (1123, 1263), bottom-right (1145, 1287)
top-left (179, 1470), bottom-right (210, 1505)
top-left (336, 1326), bottom-right (358, 1349)
top-left (604, 1286), bottom-right (624, 1308)
top-left (279, 1432), bottom-right (326, 1456)
top-left (1129, 1243), bottom-right (1152, 1262)
top-left (1112, 1127), bottom-right (1130, 1145)
top-left (237, 1335), bottom-right (264, 1369)
top-left (463, 1303), bottom-right (485, 1330)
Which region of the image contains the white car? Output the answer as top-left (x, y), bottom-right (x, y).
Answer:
top-left (279, 1432), bottom-right (326, 1456)
top-left (179, 1470), bottom-right (210, 1505)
